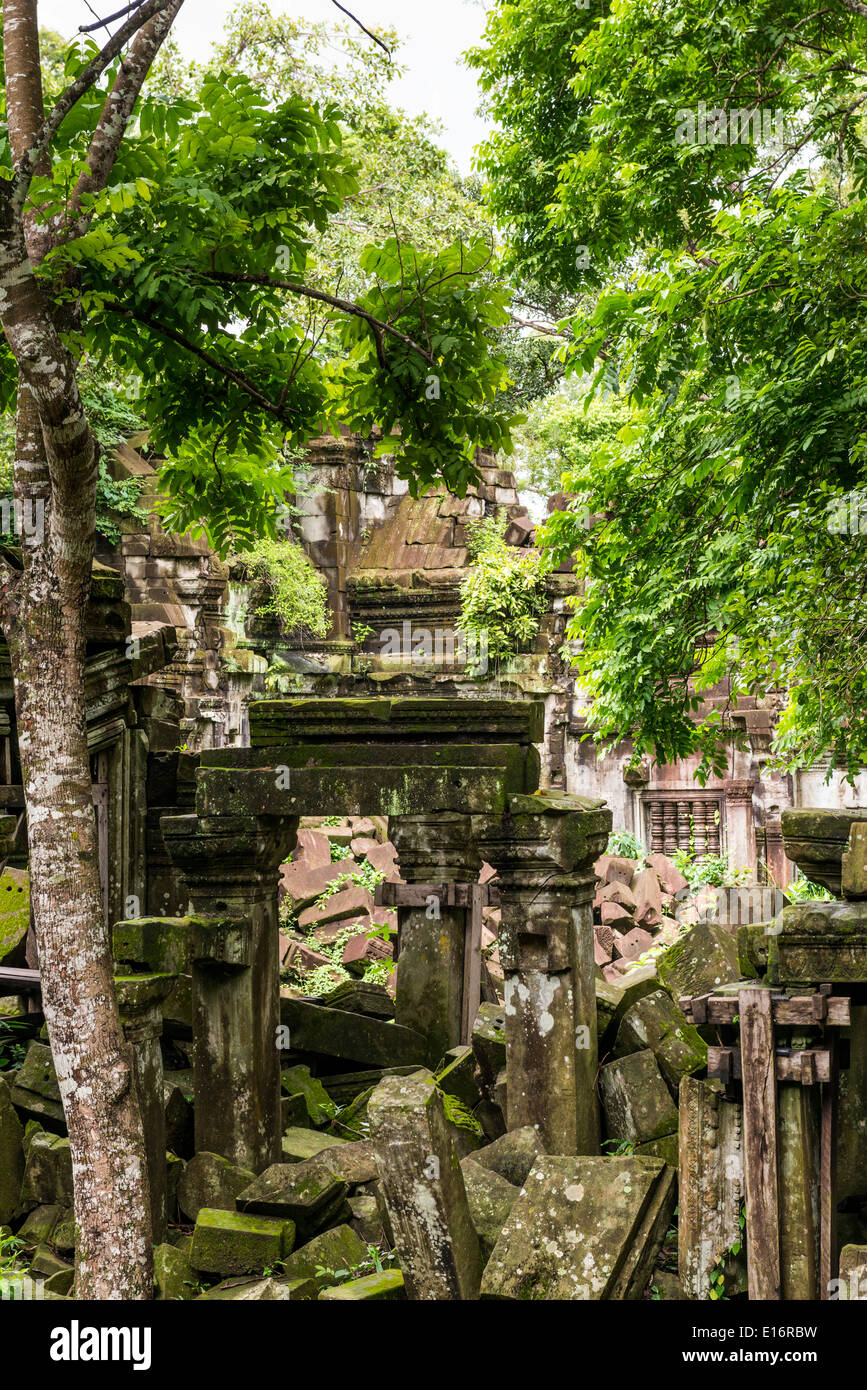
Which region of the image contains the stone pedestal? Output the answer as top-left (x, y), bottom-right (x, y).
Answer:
top-left (390, 813), bottom-right (480, 1059)
top-left (161, 811), bottom-right (297, 1171)
top-left (474, 793), bottom-right (610, 1155)
top-left (115, 972), bottom-right (176, 1241)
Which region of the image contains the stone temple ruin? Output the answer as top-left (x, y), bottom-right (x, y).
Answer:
top-left (0, 445), bottom-right (866, 1301)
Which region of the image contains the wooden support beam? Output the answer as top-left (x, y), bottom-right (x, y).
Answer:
top-left (0, 966), bottom-right (41, 993)
top-left (708, 1045), bottom-right (834, 1085)
top-left (820, 1034), bottom-right (839, 1300)
top-left (740, 987), bottom-right (782, 1300)
top-left (377, 881), bottom-right (498, 909)
top-left (681, 992), bottom-right (850, 1028)
top-left (461, 884), bottom-right (484, 1046)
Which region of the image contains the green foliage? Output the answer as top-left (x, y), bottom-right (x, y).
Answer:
top-left (460, 511), bottom-right (551, 661)
top-left (606, 830), bottom-right (646, 860)
top-left (672, 849), bottom-right (749, 893)
top-left (785, 876), bottom-right (834, 904)
top-left (315, 1244), bottom-right (397, 1287)
top-left (233, 536), bottom-right (329, 638)
top-left (313, 860), bottom-right (385, 907)
top-left (0, 1016), bottom-right (28, 1071)
top-left (472, 0), bottom-right (867, 777)
top-left (440, 1091), bottom-right (483, 1137)
top-left (512, 385), bottom-right (631, 495)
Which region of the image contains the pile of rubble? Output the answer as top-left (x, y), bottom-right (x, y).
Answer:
top-left (593, 851), bottom-right (690, 982)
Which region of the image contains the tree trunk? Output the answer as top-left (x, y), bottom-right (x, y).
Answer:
top-left (5, 388), bottom-right (153, 1300)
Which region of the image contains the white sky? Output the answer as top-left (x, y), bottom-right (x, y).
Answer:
top-left (37, 0), bottom-right (492, 171)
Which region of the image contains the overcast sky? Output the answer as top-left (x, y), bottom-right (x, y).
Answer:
top-left (37, 0), bottom-right (492, 172)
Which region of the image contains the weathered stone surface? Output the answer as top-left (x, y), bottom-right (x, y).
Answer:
top-left (369, 1071), bottom-right (482, 1300)
top-left (0, 1075), bottom-right (24, 1224)
top-left (190, 1208), bottom-right (295, 1276)
top-left (471, 1003), bottom-right (506, 1088)
top-left (281, 1224), bottom-right (368, 1289)
top-left (177, 1152), bottom-right (256, 1223)
top-left (838, 1245), bottom-right (867, 1299)
top-left (280, 1065), bottom-right (336, 1126)
top-left (615, 990), bottom-right (707, 1091)
top-left (778, 1080), bottom-right (820, 1300)
top-left (631, 867), bottom-right (663, 928)
top-left (481, 1155), bottom-right (676, 1300)
top-left (280, 996), bottom-right (430, 1068)
top-left (9, 1042), bottom-right (64, 1125)
top-left (0, 869), bottom-right (29, 967)
top-left (635, 1134), bottom-right (679, 1168)
top-left (237, 1162), bottom-right (348, 1238)
top-left (164, 1082), bottom-right (194, 1159)
top-left (294, 828), bottom-right (332, 869)
top-left (299, 885), bottom-right (374, 933)
top-left (769, 900), bottom-right (867, 985)
top-left (317, 1140), bottom-right (378, 1186)
top-left (436, 1046), bottom-right (482, 1110)
top-left (470, 1125), bottom-right (546, 1188)
top-left (154, 1242), bottom-right (196, 1300)
top-left (842, 823), bottom-right (867, 901)
top-left (460, 1158), bottom-right (519, 1259)
top-left (594, 855), bottom-right (638, 886)
top-left (17, 1203), bottom-right (62, 1247)
top-left (656, 920), bottom-right (742, 1002)
top-left (280, 862), bottom-right (358, 914)
top-left (281, 1128), bottom-right (346, 1163)
top-left (347, 1193), bottom-right (385, 1244)
top-left (319, 1269), bottom-right (405, 1301)
top-left (199, 1276), bottom-right (300, 1300)
top-left (678, 1077), bottom-right (746, 1300)
top-left (320, 980), bottom-right (395, 1020)
top-left (245, 696), bottom-right (544, 749)
top-left (781, 807), bottom-right (867, 895)
top-left (599, 1050), bottom-right (678, 1145)
top-left (645, 854), bottom-right (688, 896)
top-left (20, 1132), bottom-right (73, 1209)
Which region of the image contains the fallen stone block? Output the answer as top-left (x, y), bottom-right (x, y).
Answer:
top-left (0, 868), bottom-right (29, 968)
top-left (236, 1163), bottom-right (348, 1239)
top-left (616, 926), bottom-right (654, 962)
top-left (20, 1132), bottom-right (73, 1209)
top-left (645, 853), bottom-right (688, 896)
top-left (294, 828), bottom-right (332, 869)
top-left (595, 855), bottom-right (638, 886)
top-left (635, 1134), bottom-right (679, 1168)
top-left (281, 1065), bottom-right (336, 1126)
top-left (153, 1243), bottom-right (196, 1300)
top-left (281, 1224), bottom-right (368, 1290)
top-left (615, 989), bottom-right (707, 1091)
top-left (599, 1050), bottom-right (678, 1145)
top-left (472, 1003), bottom-right (506, 1089)
top-left (281, 1128), bottom-right (346, 1163)
top-left (17, 1203), bottom-right (62, 1248)
top-left (460, 1158), bottom-right (520, 1260)
top-left (198, 1276), bottom-right (303, 1301)
top-left (342, 933), bottom-right (392, 976)
top-left (480, 1155), bottom-right (676, 1300)
top-left (280, 861), bottom-right (358, 914)
top-left (631, 867), bottom-right (664, 929)
top-left (319, 1269), bottom-right (405, 1301)
top-left (470, 1125), bottom-right (546, 1188)
top-left (595, 965), bottom-right (660, 1054)
top-left (298, 885), bottom-right (374, 932)
top-left (839, 1245), bottom-right (867, 1299)
top-left (656, 919), bottom-right (742, 1001)
top-left (317, 1140), bottom-right (378, 1186)
top-left (369, 1071), bottom-right (482, 1300)
top-left (177, 1152), bottom-right (257, 1223)
top-left (279, 997), bottom-right (430, 1068)
top-left (0, 1076), bottom-right (24, 1225)
top-left (596, 880), bottom-right (638, 911)
top-left (350, 836), bottom-right (379, 859)
top-left (347, 1193), bottom-right (386, 1245)
top-left (318, 981), bottom-right (395, 1020)
top-left (9, 1042), bottom-right (64, 1126)
top-left (190, 1208), bottom-right (295, 1277)
top-left (435, 1045), bottom-right (482, 1110)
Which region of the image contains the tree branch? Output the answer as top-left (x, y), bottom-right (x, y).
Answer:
top-left (330, 1), bottom-right (391, 56)
top-left (67, 0), bottom-right (185, 221)
top-left (12, 0), bottom-right (181, 209)
top-left (196, 270), bottom-right (436, 364)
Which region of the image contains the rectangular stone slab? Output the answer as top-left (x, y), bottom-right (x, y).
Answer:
top-left (480, 1155), bottom-right (672, 1300)
top-left (279, 997), bottom-right (431, 1068)
top-left (195, 753), bottom-right (534, 818)
top-left (769, 901), bottom-right (867, 985)
top-left (247, 697), bottom-right (545, 747)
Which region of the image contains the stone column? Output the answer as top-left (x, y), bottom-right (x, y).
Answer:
top-left (473, 793), bottom-right (610, 1155)
top-left (115, 972), bottom-right (177, 1242)
top-left (390, 813), bottom-right (480, 1060)
top-left (724, 780), bottom-right (755, 880)
top-left (161, 809), bottom-right (298, 1171)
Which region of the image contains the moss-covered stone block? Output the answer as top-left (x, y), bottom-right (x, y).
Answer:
top-left (177, 1151), bottom-right (256, 1223)
top-left (600, 1050), bottom-right (679, 1145)
top-left (319, 1269), bottom-right (405, 1300)
top-left (153, 1242), bottom-right (196, 1300)
top-left (237, 1162), bottom-right (348, 1239)
top-left (0, 869), bottom-right (30, 968)
top-left (656, 921), bottom-right (741, 1002)
top-left (460, 1158), bottom-right (519, 1260)
top-left (280, 1064), bottom-right (336, 1126)
top-left (614, 989), bottom-right (707, 1092)
top-left (281, 1127), bottom-right (347, 1163)
top-left (471, 1125), bottom-right (546, 1188)
top-left (9, 1042), bottom-right (64, 1125)
top-left (20, 1131), bottom-right (73, 1209)
top-left (190, 1208), bottom-right (295, 1276)
top-left (281, 1223), bottom-right (368, 1290)
top-left (0, 1075), bottom-right (24, 1225)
